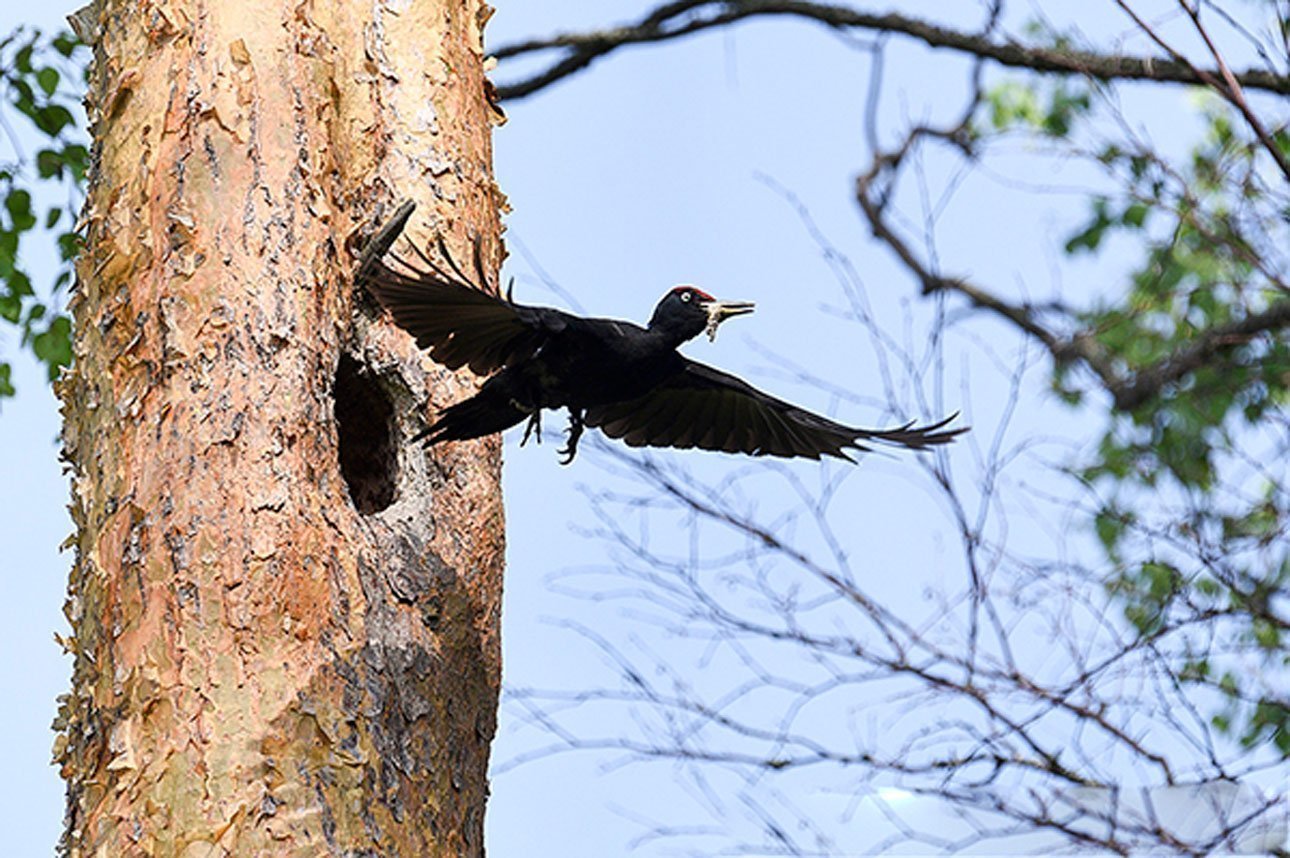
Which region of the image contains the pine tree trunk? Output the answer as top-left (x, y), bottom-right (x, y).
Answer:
top-left (54, 1), bottom-right (507, 854)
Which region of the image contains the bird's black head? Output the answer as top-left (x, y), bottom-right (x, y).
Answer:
top-left (648, 286), bottom-right (755, 345)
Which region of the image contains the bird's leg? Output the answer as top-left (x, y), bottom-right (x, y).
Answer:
top-left (558, 409), bottom-right (586, 465)
top-left (519, 408), bottom-right (542, 446)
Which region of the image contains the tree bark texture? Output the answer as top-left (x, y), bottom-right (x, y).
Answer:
top-left (54, 1), bottom-right (507, 854)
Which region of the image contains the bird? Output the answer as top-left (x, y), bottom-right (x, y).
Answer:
top-left (357, 201), bottom-right (965, 465)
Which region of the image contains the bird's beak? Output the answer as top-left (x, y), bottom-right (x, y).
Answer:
top-left (702, 299), bottom-right (756, 342)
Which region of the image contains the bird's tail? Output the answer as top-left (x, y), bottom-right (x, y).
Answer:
top-left (414, 381), bottom-right (528, 446)
top-left (854, 412), bottom-right (968, 451)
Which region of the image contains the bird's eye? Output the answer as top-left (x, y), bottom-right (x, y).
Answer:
top-left (680, 291), bottom-right (692, 302)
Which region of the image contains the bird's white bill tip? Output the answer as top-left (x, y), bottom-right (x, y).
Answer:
top-left (704, 301), bottom-right (756, 341)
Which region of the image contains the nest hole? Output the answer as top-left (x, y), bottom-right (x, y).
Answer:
top-left (334, 355), bottom-right (398, 514)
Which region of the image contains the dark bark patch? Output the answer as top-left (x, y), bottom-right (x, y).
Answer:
top-left (334, 354), bottom-right (398, 514)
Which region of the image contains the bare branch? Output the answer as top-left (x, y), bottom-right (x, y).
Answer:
top-left (492, 0), bottom-right (1290, 101)
top-left (1111, 0), bottom-right (1290, 182)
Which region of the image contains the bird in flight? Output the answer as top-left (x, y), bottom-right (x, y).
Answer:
top-left (358, 202), bottom-right (965, 464)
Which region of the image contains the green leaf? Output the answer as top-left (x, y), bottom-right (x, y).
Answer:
top-left (36, 65), bottom-right (59, 96)
top-left (1121, 202), bottom-right (1148, 228)
top-left (1065, 197), bottom-right (1112, 254)
top-left (14, 41), bottom-right (34, 73)
top-left (36, 149), bottom-right (63, 179)
top-left (1094, 506), bottom-right (1129, 552)
top-left (0, 230), bottom-right (18, 274)
top-left (33, 104), bottom-right (74, 136)
top-left (1141, 561), bottom-right (1181, 600)
top-left (57, 231), bottom-right (81, 262)
top-left (52, 32), bottom-right (80, 58)
top-left (29, 315), bottom-right (72, 377)
top-left (61, 144), bottom-right (88, 181)
top-left (7, 269), bottom-right (33, 299)
top-left (0, 293), bottom-right (20, 323)
top-left (5, 189), bottom-right (37, 230)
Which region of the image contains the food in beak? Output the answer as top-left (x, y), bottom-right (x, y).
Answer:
top-left (703, 300), bottom-right (756, 342)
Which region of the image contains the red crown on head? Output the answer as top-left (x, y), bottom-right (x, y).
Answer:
top-left (670, 285), bottom-right (715, 302)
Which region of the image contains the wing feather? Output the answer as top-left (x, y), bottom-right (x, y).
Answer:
top-left (670, 390), bottom-right (711, 449)
top-left (360, 250), bottom-right (567, 376)
top-left (585, 359), bottom-right (966, 460)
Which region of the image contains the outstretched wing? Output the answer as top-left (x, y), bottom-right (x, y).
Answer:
top-left (584, 360), bottom-right (965, 460)
top-left (357, 202), bottom-right (569, 376)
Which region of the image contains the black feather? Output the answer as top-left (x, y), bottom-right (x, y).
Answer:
top-left (357, 202), bottom-right (966, 463)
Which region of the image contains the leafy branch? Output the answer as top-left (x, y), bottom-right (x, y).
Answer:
top-left (0, 27), bottom-right (86, 399)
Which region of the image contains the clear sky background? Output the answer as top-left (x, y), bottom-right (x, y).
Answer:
top-left (2, 1), bottom-right (1282, 855)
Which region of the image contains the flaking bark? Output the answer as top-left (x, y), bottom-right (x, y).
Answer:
top-left (54, 1), bottom-right (507, 854)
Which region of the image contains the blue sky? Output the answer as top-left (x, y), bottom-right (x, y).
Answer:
top-left (4, 1), bottom-right (1284, 855)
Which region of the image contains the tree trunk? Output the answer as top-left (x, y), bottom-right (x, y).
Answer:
top-left (53, 1), bottom-right (507, 854)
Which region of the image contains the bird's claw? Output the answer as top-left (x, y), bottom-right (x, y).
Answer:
top-left (519, 410), bottom-right (542, 446)
top-left (557, 411), bottom-right (585, 465)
